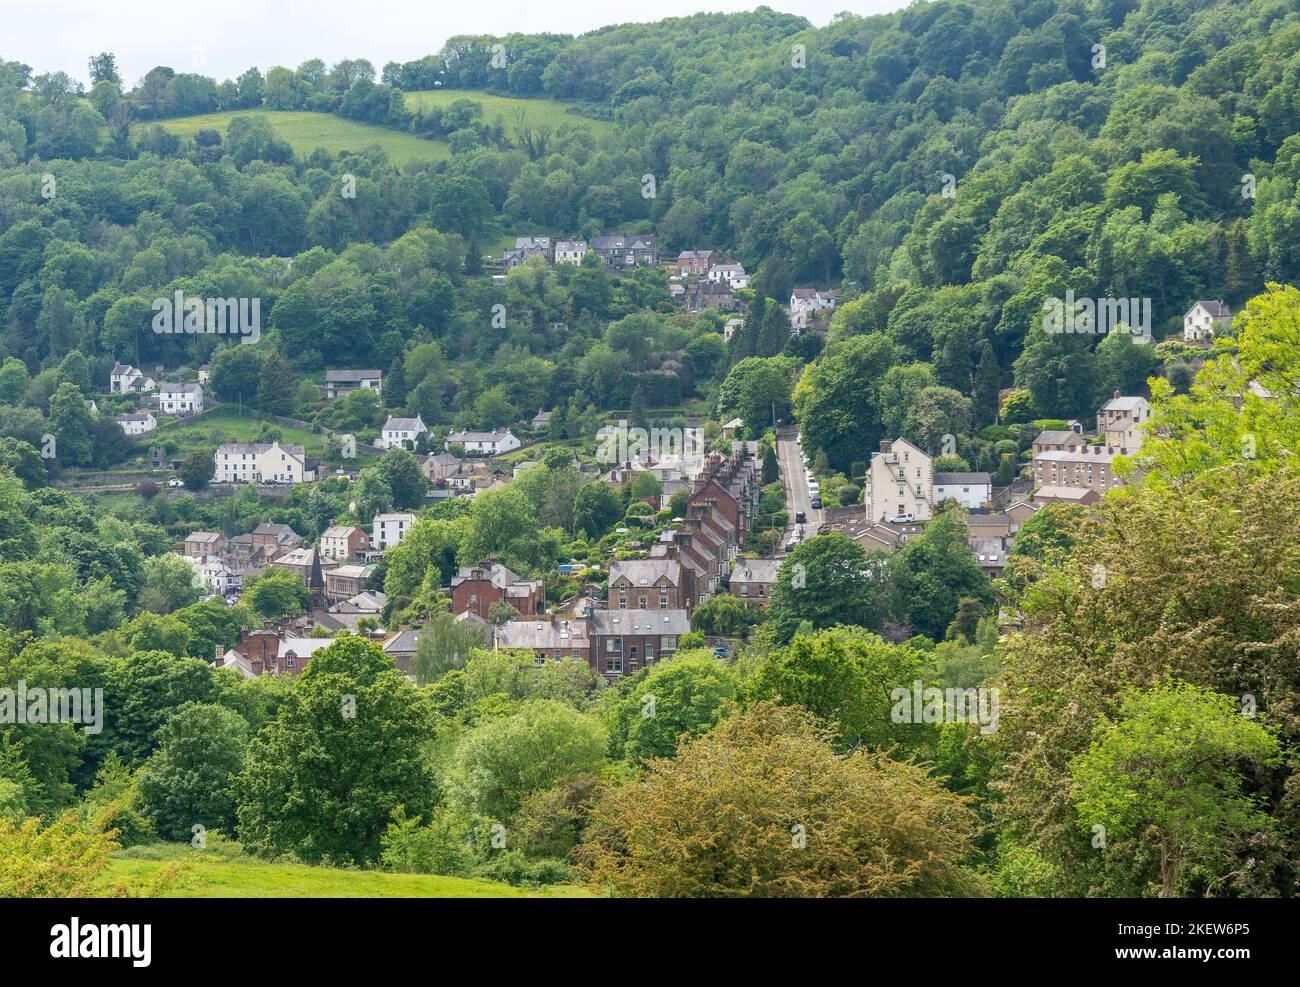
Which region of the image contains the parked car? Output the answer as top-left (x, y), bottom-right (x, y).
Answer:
top-left (811, 497), bottom-right (822, 509)
top-left (712, 646), bottom-right (728, 658)
top-left (167, 477), bottom-right (183, 488)
top-left (795, 510), bottom-right (806, 524)
top-left (889, 512), bottom-right (915, 523)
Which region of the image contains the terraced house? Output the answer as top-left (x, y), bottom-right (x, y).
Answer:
top-left (214, 441), bottom-right (312, 484)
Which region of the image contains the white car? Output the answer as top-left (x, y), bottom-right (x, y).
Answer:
top-left (888, 512), bottom-right (915, 524)
top-left (167, 478), bottom-right (184, 488)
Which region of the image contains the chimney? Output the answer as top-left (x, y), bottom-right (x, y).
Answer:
top-left (880, 440), bottom-right (892, 453)
top-left (1113, 389), bottom-right (1121, 400)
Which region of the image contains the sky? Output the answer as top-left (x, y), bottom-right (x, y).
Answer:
top-left (1, 0), bottom-right (904, 85)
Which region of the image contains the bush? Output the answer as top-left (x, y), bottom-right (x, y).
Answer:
top-left (475, 849), bottom-right (577, 886)
top-left (380, 807), bottom-right (475, 877)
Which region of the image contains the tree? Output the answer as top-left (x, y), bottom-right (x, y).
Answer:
top-left (208, 345), bottom-right (265, 403)
top-left (750, 626), bottom-right (927, 748)
top-left (768, 534), bottom-right (886, 642)
top-left (444, 699), bottom-right (606, 821)
top-left (137, 702), bottom-right (250, 840)
top-left (179, 452), bottom-right (215, 491)
top-left (242, 567), bottom-right (310, 620)
top-left (47, 383), bottom-right (94, 466)
top-left (717, 357), bottom-right (792, 432)
top-left (972, 341), bottom-right (1001, 428)
top-left (793, 334), bottom-right (897, 472)
top-left (888, 505), bottom-right (992, 640)
top-left (573, 483), bottom-right (622, 539)
top-left (235, 637), bottom-right (437, 865)
top-left (579, 702), bottom-right (982, 897)
top-left (1071, 682), bottom-right (1280, 898)
top-left (372, 448), bottom-right (428, 509)
top-left (690, 593), bottom-right (759, 636)
top-left (761, 445), bottom-right (779, 485)
top-left (608, 650), bottom-right (740, 761)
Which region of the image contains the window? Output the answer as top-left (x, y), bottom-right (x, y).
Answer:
top-left (629, 646), bottom-right (638, 665)
top-left (605, 656), bottom-right (622, 674)
top-left (638, 596), bottom-right (647, 609)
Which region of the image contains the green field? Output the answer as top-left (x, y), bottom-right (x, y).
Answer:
top-left (405, 90), bottom-right (614, 138)
top-left (143, 111), bottom-right (451, 165)
top-left (107, 855), bottom-right (592, 898)
top-left (156, 406), bottom-right (330, 457)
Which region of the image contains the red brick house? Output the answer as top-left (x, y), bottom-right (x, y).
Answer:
top-left (451, 561), bottom-right (546, 619)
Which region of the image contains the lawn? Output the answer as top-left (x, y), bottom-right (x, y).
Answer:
top-left (142, 111), bottom-right (451, 165)
top-left (156, 407), bottom-right (328, 457)
top-left (404, 90), bottom-right (614, 139)
top-left (107, 854), bottom-right (593, 898)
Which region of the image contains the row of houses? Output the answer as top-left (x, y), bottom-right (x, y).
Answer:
top-left (1030, 392), bottom-right (1151, 504)
top-left (502, 234), bottom-right (659, 271)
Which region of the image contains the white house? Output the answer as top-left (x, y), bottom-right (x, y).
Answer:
top-left (199, 558), bottom-right (241, 596)
top-left (1183, 300), bottom-right (1231, 341)
top-left (372, 512), bottom-right (417, 550)
top-left (789, 288), bottom-right (836, 329)
top-left (197, 363), bottom-right (210, 386)
top-left (113, 411), bottom-right (156, 436)
top-left (933, 471), bottom-right (993, 510)
top-left (554, 240), bottom-right (588, 265)
top-left (109, 362), bottom-right (155, 394)
top-left (378, 416), bottom-right (429, 450)
top-left (865, 438), bottom-right (933, 523)
top-left (446, 427), bottom-right (521, 457)
top-left (159, 382), bottom-right (204, 416)
top-left (214, 441), bottom-right (309, 484)
top-left (709, 259), bottom-right (750, 289)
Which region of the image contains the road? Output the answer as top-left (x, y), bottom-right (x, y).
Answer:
top-left (776, 428), bottom-right (824, 556)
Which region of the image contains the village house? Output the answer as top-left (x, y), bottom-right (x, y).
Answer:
top-left (865, 439), bottom-right (933, 523)
top-left (158, 382), bottom-right (204, 416)
top-left (218, 621), bottom-right (331, 678)
top-left (554, 240), bottom-right (588, 265)
top-left (530, 409), bottom-right (552, 432)
top-left (197, 364), bottom-right (210, 386)
top-left (113, 411), bottom-right (156, 436)
top-left (445, 427), bottom-right (521, 457)
top-left (422, 451), bottom-right (462, 480)
top-left (1031, 428), bottom-right (1087, 456)
top-left (371, 512), bottom-right (416, 550)
top-left (723, 316), bottom-right (745, 342)
top-left (1032, 447), bottom-right (1125, 498)
top-left (251, 522), bottom-right (301, 556)
top-left (183, 531), bottom-right (226, 560)
top-left (198, 558), bottom-right (241, 596)
top-left (730, 558), bottom-right (780, 605)
top-left (675, 250), bottom-right (716, 277)
top-left (324, 563), bottom-right (375, 604)
top-left (1183, 300), bottom-right (1232, 341)
top-left (378, 415), bottom-right (429, 450)
top-left (591, 233), bottom-right (658, 269)
top-left (503, 236), bottom-right (554, 270)
top-left (588, 609), bottom-right (690, 679)
top-left (496, 617), bottom-right (591, 664)
top-left (683, 280), bottom-right (738, 313)
top-left (214, 441), bottom-right (310, 484)
top-left (709, 258), bottom-right (749, 289)
top-left (109, 362), bottom-right (156, 394)
top-left (608, 559), bottom-right (688, 611)
top-left (320, 525), bottom-right (368, 563)
top-left (789, 287), bottom-right (836, 329)
top-left (933, 471), bottom-right (993, 510)
top-left (450, 561), bottom-right (546, 619)
top-left (323, 369), bottom-right (382, 400)
top-left (1097, 392), bottom-right (1151, 449)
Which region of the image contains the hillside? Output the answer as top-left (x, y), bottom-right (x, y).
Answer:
top-left (404, 89), bottom-right (615, 138)
top-left (140, 110), bottom-right (451, 164)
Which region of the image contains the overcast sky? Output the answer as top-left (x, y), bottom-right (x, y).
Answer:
top-left (2, 0), bottom-right (904, 85)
